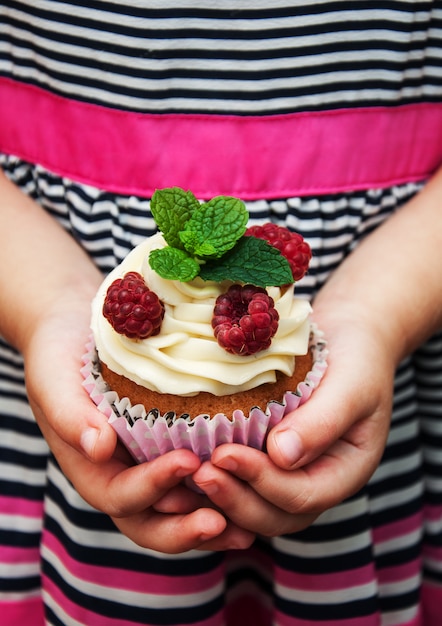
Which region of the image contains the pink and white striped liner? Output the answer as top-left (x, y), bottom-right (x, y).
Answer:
top-left (81, 326), bottom-right (327, 464)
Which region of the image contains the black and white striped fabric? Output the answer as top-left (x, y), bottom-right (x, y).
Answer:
top-left (1, 0), bottom-right (441, 114)
top-left (1, 154), bottom-right (442, 626)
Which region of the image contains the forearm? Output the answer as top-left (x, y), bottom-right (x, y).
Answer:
top-left (313, 167), bottom-right (442, 365)
top-left (0, 170), bottom-right (102, 352)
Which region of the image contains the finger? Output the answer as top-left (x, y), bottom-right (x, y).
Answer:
top-left (195, 522), bottom-right (256, 552)
top-left (193, 458), bottom-right (317, 536)
top-left (116, 508), bottom-right (256, 553)
top-left (102, 453), bottom-right (206, 518)
top-left (212, 429), bottom-right (386, 517)
top-left (153, 488), bottom-right (257, 549)
top-left (38, 424), bottom-right (203, 518)
top-left (112, 508), bottom-right (229, 554)
top-left (153, 486), bottom-right (256, 549)
top-left (153, 484), bottom-right (212, 514)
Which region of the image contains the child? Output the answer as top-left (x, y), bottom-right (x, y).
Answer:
top-left (1, 2), bottom-right (441, 624)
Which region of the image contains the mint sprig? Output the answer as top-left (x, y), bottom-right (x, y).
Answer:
top-left (149, 187), bottom-right (293, 286)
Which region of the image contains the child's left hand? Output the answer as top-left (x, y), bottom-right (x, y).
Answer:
top-left (191, 314), bottom-right (394, 537)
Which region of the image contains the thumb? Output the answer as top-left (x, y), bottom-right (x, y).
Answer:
top-left (266, 392), bottom-right (342, 470)
top-left (31, 385), bottom-right (117, 464)
top-left (27, 359), bottom-right (117, 464)
top-left (266, 353), bottom-right (386, 470)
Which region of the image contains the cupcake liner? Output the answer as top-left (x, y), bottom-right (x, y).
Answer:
top-left (81, 325), bottom-right (328, 464)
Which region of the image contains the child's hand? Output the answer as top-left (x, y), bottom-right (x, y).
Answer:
top-left (24, 298), bottom-right (254, 553)
top-left (40, 425), bottom-right (254, 553)
top-left (191, 317), bottom-right (394, 536)
top-left (193, 170), bottom-right (442, 537)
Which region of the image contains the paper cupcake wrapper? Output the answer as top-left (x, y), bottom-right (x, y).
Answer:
top-left (81, 325), bottom-right (328, 464)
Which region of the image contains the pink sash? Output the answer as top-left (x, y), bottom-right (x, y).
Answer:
top-left (1, 77), bottom-right (441, 199)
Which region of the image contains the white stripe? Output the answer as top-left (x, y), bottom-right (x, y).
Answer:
top-left (423, 557), bottom-right (442, 574)
top-left (422, 418), bottom-right (442, 436)
top-left (0, 590), bottom-right (41, 602)
top-left (416, 387), bottom-right (442, 401)
top-left (0, 429), bottom-right (49, 455)
top-left (379, 573), bottom-right (421, 599)
top-left (273, 528), bottom-right (372, 558)
top-left (0, 562), bottom-right (41, 578)
top-left (0, 396), bottom-right (34, 420)
top-left (0, 462), bottom-right (47, 487)
top-left (314, 496), bottom-right (369, 525)
top-left (424, 447), bottom-right (442, 464)
top-left (374, 528), bottom-right (422, 558)
top-left (369, 451), bottom-right (421, 486)
top-left (425, 517), bottom-right (442, 535)
top-left (370, 482), bottom-right (424, 515)
top-left (275, 579), bottom-right (377, 604)
top-left (41, 593), bottom-right (86, 626)
top-left (45, 496), bottom-right (133, 550)
top-left (381, 606), bottom-right (420, 626)
top-left (390, 385), bottom-right (417, 409)
top-left (424, 476), bottom-right (442, 494)
top-left (0, 513), bottom-right (42, 533)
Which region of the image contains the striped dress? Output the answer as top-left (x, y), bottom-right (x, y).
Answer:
top-left (1, 2), bottom-right (442, 625)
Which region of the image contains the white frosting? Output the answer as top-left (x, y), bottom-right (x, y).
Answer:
top-left (91, 233), bottom-right (312, 396)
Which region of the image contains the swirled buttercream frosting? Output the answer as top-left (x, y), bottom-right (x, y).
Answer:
top-left (91, 233), bottom-right (311, 397)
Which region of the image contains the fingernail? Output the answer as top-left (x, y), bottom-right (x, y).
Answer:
top-left (273, 429), bottom-right (304, 466)
top-left (198, 531), bottom-right (218, 542)
top-left (197, 481), bottom-right (219, 496)
top-left (80, 427), bottom-right (99, 458)
top-left (215, 456), bottom-right (238, 472)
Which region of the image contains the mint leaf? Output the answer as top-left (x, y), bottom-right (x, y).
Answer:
top-left (179, 196), bottom-right (248, 258)
top-left (149, 247), bottom-right (200, 282)
top-left (179, 234), bottom-right (217, 257)
top-left (199, 237), bottom-right (293, 286)
top-left (150, 187), bottom-right (200, 249)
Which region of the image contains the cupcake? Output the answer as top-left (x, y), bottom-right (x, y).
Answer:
top-left (82, 187), bottom-right (327, 463)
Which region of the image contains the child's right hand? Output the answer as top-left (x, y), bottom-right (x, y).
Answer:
top-left (24, 301), bottom-right (255, 554)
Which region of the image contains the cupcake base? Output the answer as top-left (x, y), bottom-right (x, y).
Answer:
top-left (99, 352), bottom-right (313, 421)
top-left (81, 326), bottom-right (327, 464)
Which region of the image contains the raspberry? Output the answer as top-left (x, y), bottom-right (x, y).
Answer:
top-left (103, 271), bottom-right (165, 339)
top-left (212, 284), bottom-right (279, 355)
top-left (245, 223), bottom-right (312, 281)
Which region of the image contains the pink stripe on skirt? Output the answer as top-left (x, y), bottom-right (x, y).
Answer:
top-left (2, 598), bottom-right (45, 626)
